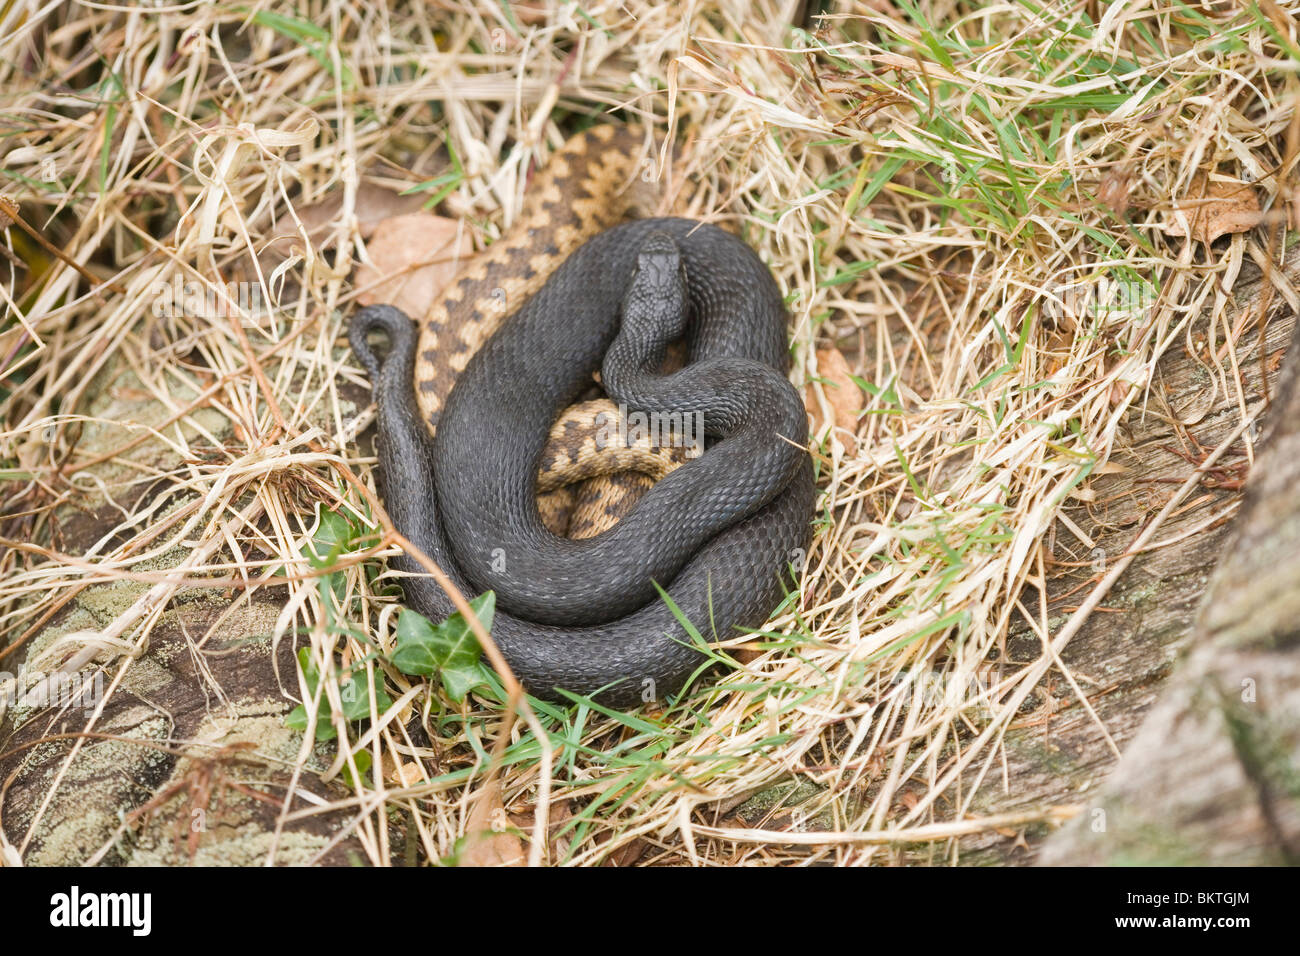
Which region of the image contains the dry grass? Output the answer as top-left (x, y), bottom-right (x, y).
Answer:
top-left (0, 0), bottom-right (1296, 865)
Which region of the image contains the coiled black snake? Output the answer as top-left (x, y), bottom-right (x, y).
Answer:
top-left (349, 127), bottom-right (815, 706)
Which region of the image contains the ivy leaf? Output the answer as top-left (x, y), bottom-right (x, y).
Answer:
top-left (305, 505), bottom-right (360, 604)
top-left (390, 613), bottom-right (438, 676)
top-left (285, 704), bottom-right (310, 732)
top-left (285, 703), bottom-right (338, 741)
top-left (441, 662), bottom-right (492, 703)
top-left (296, 646), bottom-right (321, 694)
top-left (286, 648), bottom-right (332, 737)
top-left (307, 506), bottom-right (355, 570)
top-left (338, 670), bottom-right (393, 722)
top-left (391, 593), bottom-right (494, 702)
top-left (340, 749), bottom-right (372, 789)
top-left (286, 647), bottom-right (392, 740)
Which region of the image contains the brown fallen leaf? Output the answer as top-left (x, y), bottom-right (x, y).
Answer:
top-left (602, 836), bottom-right (651, 867)
top-left (1162, 173), bottom-right (1262, 245)
top-left (460, 779), bottom-right (525, 867)
top-left (258, 183), bottom-right (429, 275)
top-left (804, 346), bottom-right (865, 454)
top-left (1096, 166), bottom-right (1133, 218)
top-left (355, 212), bottom-right (473, 319)
top-left (388, 760), bottom-right (425, 788)
top-left (507, 799), bottom-right (576, 861)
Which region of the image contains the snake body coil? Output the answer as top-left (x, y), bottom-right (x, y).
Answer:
top-left (434, 223), bottom-right (809, 626)
top-left (350, 129), bottom-right (814, 706)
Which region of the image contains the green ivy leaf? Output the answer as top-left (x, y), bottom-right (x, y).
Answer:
top-left (307, 506), bottom-right (356, 570)
top-left (285, 702), bottom-right (338, 741)
top-left (340, 749), bottom-right (372, 789)
top-left (390, 612), bottom-right (438, 676)
top-left (286, 647), bottom-right (392, 740)
top-left (295, 646), bottom-right (321, 697)
top-left (284, 703), bottom-right (310, 731)
top-left (390, 593), bottom-right (494, 702)
top-left (339, 671), bottom-right (393, 722)
top-left (440, 662), bottom-right (491, 703)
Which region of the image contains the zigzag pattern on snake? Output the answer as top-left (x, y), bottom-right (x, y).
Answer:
top-left (349, 126), bottom-right (815, 706)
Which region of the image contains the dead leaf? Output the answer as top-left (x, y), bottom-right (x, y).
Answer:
top-left (1096, 167), bottom-right (1132, 218)
top-left (804, 347), bottom-right (865, 454)
top-left (460, 779), bottom-right (525, 867)
top-left (1162, 173), bottom-right (1262, 244)
top-left (602, 837), bottom-right (650, 866)
top-left (508, 799), bottom-right (576, 861)
top-left (389, 760), bottom-right (425, 788)
top-left (355, 212), bottom-right (473, 319)
top-left (258, 184), bottom-right (429, 273)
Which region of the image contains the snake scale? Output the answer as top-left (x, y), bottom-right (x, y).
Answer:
top-left (349, 125), bottom-right (815, 706)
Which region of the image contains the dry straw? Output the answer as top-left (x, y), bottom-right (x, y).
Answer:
top-left (0, 0), bottom-right (1293, 864)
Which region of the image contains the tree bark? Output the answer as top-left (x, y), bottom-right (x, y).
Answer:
top-left (1037, 302), bottom-right (1300, 865)
top-left (959, 249), bottom-right (1300, 864)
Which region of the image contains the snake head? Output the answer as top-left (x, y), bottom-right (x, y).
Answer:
top-left (623, 230), bottom-right (690, 343)
top-left (635, 230), bottom-right (684, 279)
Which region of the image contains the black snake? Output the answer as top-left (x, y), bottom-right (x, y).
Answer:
top-left (349, 128), bottom-right (815, 706)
